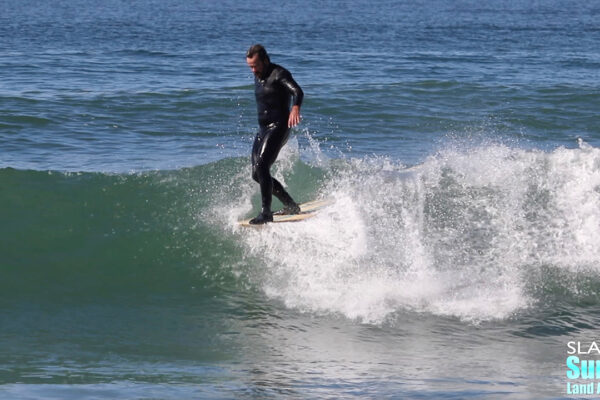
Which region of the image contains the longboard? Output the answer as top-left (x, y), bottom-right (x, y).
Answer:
top-left (238, 198), bottom-right (333, 227)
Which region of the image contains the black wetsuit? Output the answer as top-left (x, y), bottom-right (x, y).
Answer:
top-left (251, 63), bottom-right (303, 217)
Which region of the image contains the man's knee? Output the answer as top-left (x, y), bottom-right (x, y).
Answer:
top-left (252, 161), bottom-right (270, 182)
top-left (252, 160), bottom-right (269, 182)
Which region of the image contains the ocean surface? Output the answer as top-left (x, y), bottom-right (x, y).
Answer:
top-left (2, 0), bottom-right (600, 398)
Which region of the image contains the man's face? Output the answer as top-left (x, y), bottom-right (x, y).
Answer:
top-left (246, 54), bottom-right (265, 78)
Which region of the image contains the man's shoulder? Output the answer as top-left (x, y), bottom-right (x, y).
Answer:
top-left (270, 63), bottom-right (291, 77)
top-left (270, 63), bottom-right (285, 71)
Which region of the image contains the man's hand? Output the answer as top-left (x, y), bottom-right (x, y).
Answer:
top-left (288, 105), bottom-right (301, 128)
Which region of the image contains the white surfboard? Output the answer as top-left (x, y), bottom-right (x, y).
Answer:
top-left (238, 198), bottom-right (333, 227)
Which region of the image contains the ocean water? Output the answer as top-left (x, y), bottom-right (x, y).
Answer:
top-left (2, 0), bottom-right (600, 398)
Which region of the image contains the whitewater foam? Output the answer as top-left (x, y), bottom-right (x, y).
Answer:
top-left (226, 140), bottom-right (600, 324)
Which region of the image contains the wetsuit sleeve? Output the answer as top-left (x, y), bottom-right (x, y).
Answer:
top-left (279, 70), bottom-right (304, 107)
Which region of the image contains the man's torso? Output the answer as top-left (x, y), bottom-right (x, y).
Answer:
top-left (255, 63), bottom-right (293, 127)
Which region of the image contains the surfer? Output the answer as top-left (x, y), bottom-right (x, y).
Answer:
top-left (245, 44), bottom-right (304, 224)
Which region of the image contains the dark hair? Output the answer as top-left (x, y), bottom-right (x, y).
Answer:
top-left (246, 44), bottom-right (270, 63)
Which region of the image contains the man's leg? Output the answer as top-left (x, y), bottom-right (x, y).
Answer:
top-left (263, 125), bottom-right (300, 214)
top-left (250, 130), bottom-right (274, 224)
top-left (250, 124), bottom-right (299, 224)
top-left (272, 180), bottom-right (300, 215)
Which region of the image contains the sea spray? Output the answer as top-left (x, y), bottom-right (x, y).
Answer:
top-left (232, 143), bottom-right (600, 323)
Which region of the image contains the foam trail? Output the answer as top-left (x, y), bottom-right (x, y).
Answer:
top-left (232, 141), bottom-right (600, 323)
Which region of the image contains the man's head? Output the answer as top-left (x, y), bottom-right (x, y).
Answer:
top-left (246, 44), bottom-right (270, 78)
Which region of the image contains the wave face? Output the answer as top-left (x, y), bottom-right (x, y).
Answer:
top-left (0, 159), bottom-right (249, 299)
top-left (3, 140), bottom-right (600, 324)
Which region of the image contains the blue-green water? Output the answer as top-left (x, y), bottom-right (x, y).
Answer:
top-left (2, 1), bottom-right (600, 398)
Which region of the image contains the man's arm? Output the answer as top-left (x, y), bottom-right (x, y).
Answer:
top-left (279, 69), bottom-right (303, 128)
